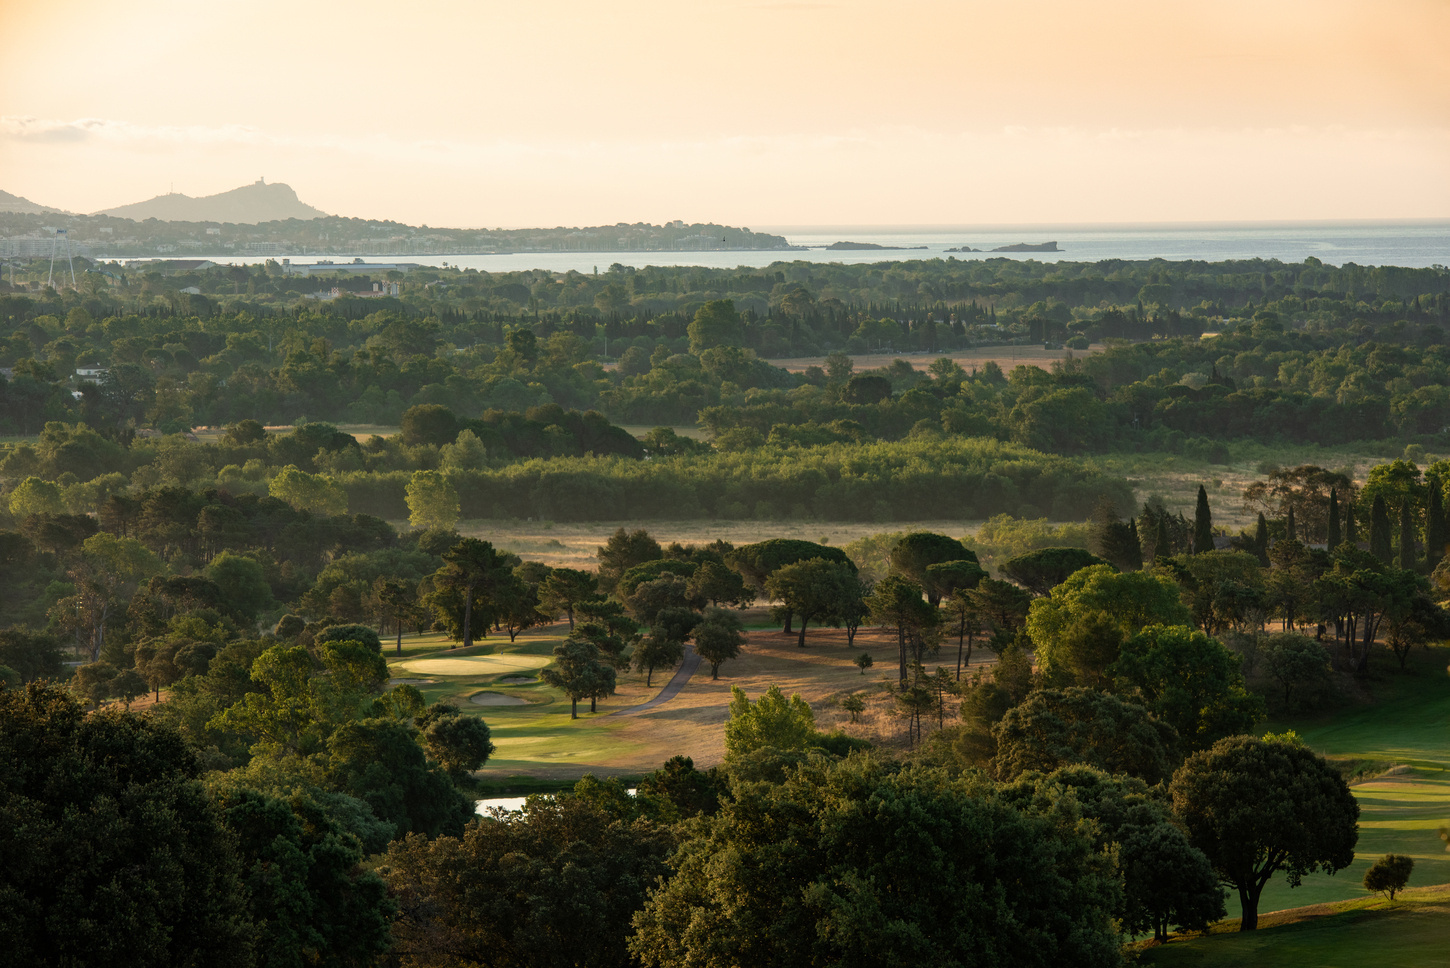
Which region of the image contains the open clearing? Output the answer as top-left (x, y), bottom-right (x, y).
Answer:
top-left (769, 345), bottom-right (1109, 375)
top-left (386, 619), bottom-right (983, 783)
top-left (453, 519), bottom-right (987, 571)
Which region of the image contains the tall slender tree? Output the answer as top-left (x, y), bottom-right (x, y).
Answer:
top-left (1369, 495), bottom-right (1393, 565)
top-left (1425, 479), bottom-right (1446, 570)
top-left (1285, 505), bottom-right (1296, 542)
top-left (1344, 501), bottom-right (1357, 547)
top-left (1192, 485), bottom-right (1215, 554)
top-left (1253, 513), bottom-right (1270, 566)
top-left (1326, 488), bottom-right (1341, 552)
top-left (1155, 514), bottom-right (1172, 561)
top-left (1398, 499), bottom-right (1417, 572)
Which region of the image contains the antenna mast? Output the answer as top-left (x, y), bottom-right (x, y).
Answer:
top-left (47, 228), bottom-right (76, 290)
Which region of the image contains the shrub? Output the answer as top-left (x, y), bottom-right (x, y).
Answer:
top-left (1363, 853), bottom-right (1413, 901)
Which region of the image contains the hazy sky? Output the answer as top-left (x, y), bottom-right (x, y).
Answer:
top-left (3, 0), bottom-right (1447, 227)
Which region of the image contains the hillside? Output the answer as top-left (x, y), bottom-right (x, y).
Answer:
top-left (0, 189), bottom-right (62, 215)
top-left (96, 178), bottom-right (327, 223)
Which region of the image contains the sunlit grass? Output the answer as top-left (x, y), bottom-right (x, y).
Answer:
top-left (1142, 885), bottom-right (1450, 967)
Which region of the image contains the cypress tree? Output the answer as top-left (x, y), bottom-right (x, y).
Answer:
top-left (1427, 479), bottom-right (1446, 571)
top-left (1254, 513), bottom-right (1270, 566)
top-left (1155, 513), bottom-right (1172, 561)
top-left (1193, 485), bottom-right (1215, 554)
top-left (1286, 505), bottom-right (1296, 542)
top-left (1327, 488), bottom-right (1341, 551)
top-left (1369, 495), bottom-right (1393, 564)
top-left (1399, 499), bottom-right (1417, 572)
top-left (1344, 501), bottom-right (1357, 547)
top-left (1089, 496), bottom-right (1141, 572)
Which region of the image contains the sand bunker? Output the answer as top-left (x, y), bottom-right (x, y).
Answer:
top-left (389, 678), bottom-right (435, 686)
top-left (396, 653), bottom-right (552, 677)
top-left (499, 675), bottom-right (536, 684)
top-left (469, 692), bottom-right (530, 706)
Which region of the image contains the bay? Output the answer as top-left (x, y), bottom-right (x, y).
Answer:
top-left (154, 220), bottom-right (1449, 273)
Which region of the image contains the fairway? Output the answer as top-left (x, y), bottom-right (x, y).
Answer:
top-left (1214, 647), bottom-right (1450, 920)
top-left (1144, 887), bottom-right (1450, 967)
top-left (386, 616), bottom-right (991, 783)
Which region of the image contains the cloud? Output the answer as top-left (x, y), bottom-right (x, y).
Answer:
top-left (0, 116), bottom-right (107, 143)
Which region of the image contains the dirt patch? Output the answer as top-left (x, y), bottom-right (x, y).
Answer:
top-left (470, 692), bottom-right (531, 706)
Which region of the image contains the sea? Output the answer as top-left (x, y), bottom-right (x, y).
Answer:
top-left (157, 221), bottom-right (1450, 274)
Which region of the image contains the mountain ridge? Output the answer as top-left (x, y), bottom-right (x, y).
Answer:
top-left (0, 189), bottom-right (63, 215)
top-left (96, 179), bottom-right (328, 224)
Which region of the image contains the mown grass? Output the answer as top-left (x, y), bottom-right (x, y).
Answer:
top-left (1141, 885), bottom-right (1450, 967)
top-left (384, 615), bottom-right (957, 781)
top-left (1218, 647), bottom-right (1450, 920)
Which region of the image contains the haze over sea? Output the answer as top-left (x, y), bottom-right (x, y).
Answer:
top-left (170, 221), bottom-right (1449, 273)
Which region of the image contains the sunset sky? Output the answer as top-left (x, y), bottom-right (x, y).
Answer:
top-left (2, 0), bottom-right (1447, 227)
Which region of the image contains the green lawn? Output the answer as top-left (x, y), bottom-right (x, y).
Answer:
top-left (384, 629), bottom-right (652, 788)
top-left (1218, 648), bottom-right (1450, 920)
top-left (1143, 886), bottom-right (1450, 967)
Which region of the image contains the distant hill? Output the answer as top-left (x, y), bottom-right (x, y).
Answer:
top-left (97, 179), bottom-right (327, 224)
top-left (0, 189), bottom-right (62, 215)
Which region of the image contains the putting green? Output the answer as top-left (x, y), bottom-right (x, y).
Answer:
top-left (396, 653), bottom-right (552, 676)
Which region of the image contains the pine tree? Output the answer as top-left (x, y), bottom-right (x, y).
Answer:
top-left (1398, 499), bottom-right (1417, 572)
top-left (1369, 495), bottom-right (1393, 564)
top-left (1193, 485), bottom-right (1215, 554)
top-left (1327, 488), bottom-right (1341, 551)
top-left (1254, 513), bottom-right (1270, 566)
top-left (1427, 479), bottom-right (1446, 571)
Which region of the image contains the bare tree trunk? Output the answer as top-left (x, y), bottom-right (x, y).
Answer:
top-left (460, 582), bottom-right (474, 649)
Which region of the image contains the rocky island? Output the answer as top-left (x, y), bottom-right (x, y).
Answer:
top-left (991, 241), bottom-right (1061, 252)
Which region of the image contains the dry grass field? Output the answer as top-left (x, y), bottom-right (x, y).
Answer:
top-left (769, 344), bottom-right (1108, 375)
top-left (1092, 440), bottom-right (1432, 536)
top-left (454, 519), bottom-right (984, 571)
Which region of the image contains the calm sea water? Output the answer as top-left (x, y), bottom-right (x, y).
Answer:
top-left (164, 221), bottom-right (1450, 273)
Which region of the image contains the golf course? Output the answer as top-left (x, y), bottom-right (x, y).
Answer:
top-left (389, 617), bottom-right (1450, 935)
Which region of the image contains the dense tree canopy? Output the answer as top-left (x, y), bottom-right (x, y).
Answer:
top-left (631, 757), bottom-right (1123, 968)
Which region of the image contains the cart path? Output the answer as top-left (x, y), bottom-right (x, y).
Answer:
top-left (611, 645), bottom-right (700, 716)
